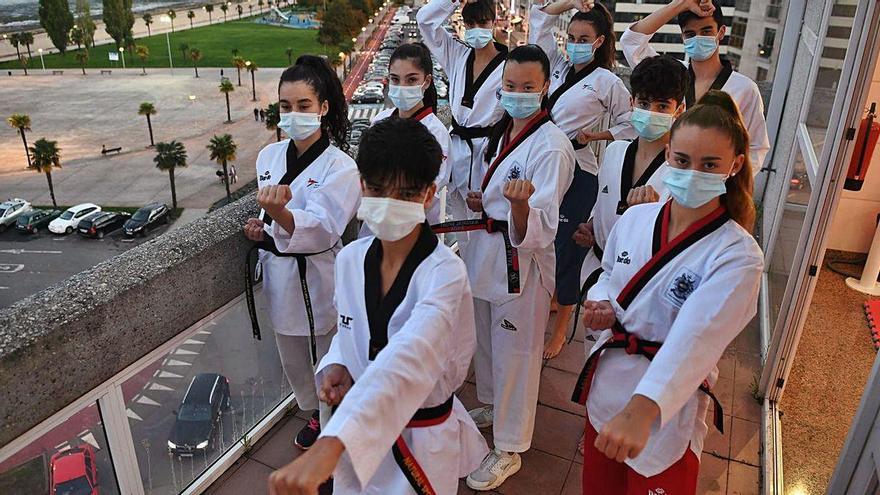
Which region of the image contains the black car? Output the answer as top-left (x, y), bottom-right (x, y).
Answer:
top-left (168, 373), bottom-right (230, 456)
top-left (124, 202), bottom-right (170, 237)
top-left (78, 211), bottom-right (130, 239)
top-left (15, 209), bottom-right (61, 234)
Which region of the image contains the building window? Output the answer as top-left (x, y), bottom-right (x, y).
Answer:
top-left (759, 28), bottom-right (776, 58)
top-left (735, 0), bottom-right (751, 11)
top-left (757, 67), bottom-right (769, 82)
top-left (766, 0), bottom-right (781, 19)
top-left (727, 52), bottom-right (741, 70)
top-left (729, 18), bottom-right (747, 49)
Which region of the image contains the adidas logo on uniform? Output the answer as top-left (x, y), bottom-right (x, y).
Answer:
top-left (601, 185), bottom-right (609, 193)
top-left (500, 319), bottom-right (517, 331)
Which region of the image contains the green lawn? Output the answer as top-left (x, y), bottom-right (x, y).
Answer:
top-left (0, 17), bottom-right (340, 71)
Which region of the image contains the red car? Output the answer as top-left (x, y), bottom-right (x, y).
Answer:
top-left (50, 445), bottom-right (99, 495)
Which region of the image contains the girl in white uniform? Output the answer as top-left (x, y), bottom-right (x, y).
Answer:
top-left (527, 0), bottom-right (636, 359)
top-left (369, 42), bottom-right (452, 224)
top-left (417, 0), bottom-right (506, 230)
top-left (574, 91), bottom-right (763, 494)
top-left (619, 0), bottom-right (770, 170)
top-left (245, 55), bottom-right (361, 451)
top-left (267, 117), bottom-right (487, 495)
top-left (432, 44), bottom-right (574, 491)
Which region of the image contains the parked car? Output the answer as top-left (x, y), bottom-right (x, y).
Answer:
top-left (0, 198), bottom-right (32, 232)
top-left (124, 202), bottom-right (170, 237)
top-left (15, 209), bottom-right (61, 234)
top-left (49, 203), bottom-right (101, 234)
top-left (168, 373), bottom-right (231, 456)
top-left (78, 211), bottom-right (131, 239)
top-left (50, 445), bottom-right (99, 495)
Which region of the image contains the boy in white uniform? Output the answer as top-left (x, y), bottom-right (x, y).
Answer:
top-left (268, 117), bottom-right (487, 495)
top-left (619, 0), bottom-right (770, 171)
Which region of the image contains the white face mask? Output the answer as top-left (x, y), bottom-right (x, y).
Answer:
top-left (388, 84), bottom-right (425, 112)
top-left (279, 111), bottom-right (322, 140)
top-left (357, 196), bottom-right (426, 241)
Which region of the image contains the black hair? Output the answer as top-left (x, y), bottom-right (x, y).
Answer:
top-left (461, 0), bottom-right (495, 25)
top-left (279, 55), bottom-right (351, 152)
top-left (569, 2), bottom-right (616, 70)
top-left (630, 55), bottom-right (689, 104)
top-left (389, 42), bottom-right (438, 111)
top-left (484, 44), bottom-right (550, 162)
top-left (357, 117), bottom-right (442, 193)
top-left (677, 0), bottom-right (725, 29)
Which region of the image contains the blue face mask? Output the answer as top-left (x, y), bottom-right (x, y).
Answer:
top-left (684, 35), bottom-right (719, 62)
top-left (499, 90), bottom-right (543, 119)
top-left (662, 166), bottom-right (731, 208)
top-left (566, 42), bottom-right (595, 65)
top-left (464, 27), bottom-right (494, 49)
top-left (631, 108), bottom-right (675, 141)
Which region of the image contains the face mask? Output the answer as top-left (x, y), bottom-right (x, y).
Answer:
top-left (464, 27), bottom-right (494, 49)
top-left (631, 108), bottom-right (675, 141)
top-left (662, 166), bottom-right (730, 208)
top-left (684, 35), bottom-right (719, 62)
top-left (500, 90), bottom-right (543, 119)
top-left (279, 111), bottom-right (322, 140)
top-left (566, 41), bottom-right (595, 65)
top-left (357, 196), bottom-right (426, 241)
top-left (388, 84), bottom-right (425, 112)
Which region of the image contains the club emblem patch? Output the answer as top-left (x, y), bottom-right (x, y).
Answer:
top-left (664, 268), bottom-right (702, 308)
top-left (507, 163), bottom-right (522, 181)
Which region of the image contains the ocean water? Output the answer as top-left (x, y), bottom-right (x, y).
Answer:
top-left (0, 0), bottom-right (196, 33)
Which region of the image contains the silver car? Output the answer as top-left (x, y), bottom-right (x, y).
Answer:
top-left (0, 198), bottom-right (33, 232)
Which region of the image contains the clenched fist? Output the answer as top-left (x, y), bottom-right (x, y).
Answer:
top-left (318, 364), bottom-right (354, 407)
top-left (678, 0), bottom-right (715, 17)
top-left (572, 220), bottom-right (594, 248)
top-left (257, 184), bottom-right (293, 220)
top-left (243, 217), bottom-right (266, 241)
top-left (466, 191), bottom-right (484, 213)
top-left (569, 0), bottom-right (594, 12)
top-left (581, 300), bottom-right (616, 331)
top-left (503, 179), bottom-right (535, 208)
top-left (626, 185), bottom-right (659, 207)
top-left (268, 437), bottom-right (345, 495)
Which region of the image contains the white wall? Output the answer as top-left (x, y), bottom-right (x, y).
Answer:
top-left (826, 56), bottom-right (880, 253)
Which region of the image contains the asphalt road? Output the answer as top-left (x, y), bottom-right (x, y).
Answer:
top-left (0, 221), bottom-right (171, 309)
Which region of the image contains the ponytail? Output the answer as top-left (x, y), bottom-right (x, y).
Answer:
top-left (670, 90), bottom-right (755, 232)
top-left (569, 2), bottom-right (616, 70)
top-left (390, 42), bottom-right (438, 111)
top-left (279, 55), bottom-right (351, 152)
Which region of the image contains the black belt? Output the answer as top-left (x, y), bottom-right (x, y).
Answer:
top-left (450, 118), bottom-right (495, 189)
top-left (245, 239), bottom-right (336, 365)
top-left (570, 138), bottom-right (589, 151)
top-left (431, 216), bottom-right (520, 294)
top-left (392, 395), bottom-right (455, 495)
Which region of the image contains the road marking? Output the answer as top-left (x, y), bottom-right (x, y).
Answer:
top-left (136, 395), bottom-right (161, 406)
top-left (126, 409), bottom-right (143, 421)
top-left (0, 264), bottom-right (24, 273)
top-left (155, 370), bottom-right (183, 379)
top-left (196, 329), bottom-right (212, 335)
top-left (148, 382), bottom-right (174, 391)
top-left (166, 359), bottom-right (191, 366)
top-left (81, 432), bottom-right (100, 449)
top-left (183, 339), bottom-right (205, 345)
top-left (173, 348), bottom-right (198, 355)
top-left (0, 248), bottom-right (62, 255)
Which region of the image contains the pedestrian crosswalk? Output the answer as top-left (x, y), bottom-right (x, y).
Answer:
top-left (348, 104), bottom-right (385, 122)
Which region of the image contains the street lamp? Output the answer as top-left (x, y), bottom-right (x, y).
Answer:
top-left (361, 27), bottom-right (366, 32)
top-left (160, 15), bottom-right (174, 73)
top-left (119, 46), bottom-right (126, 68)
top-left (37, 48), bottom-right (45, 71)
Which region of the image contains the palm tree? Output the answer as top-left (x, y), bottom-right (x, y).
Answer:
top-left (29, 138), bottom-right (62, 208)
top-left (178, 42), bottom-right (189, 62)
top-left (20, 32), bottom-right (34, 59)
top-left (207, 134), bottom-right (237, 201)
top-left (187, 10), bottom-right (196, 29)
top-left (205, 4), bottom-right (214, 24)
top-left (265, 102), bottom-right (281, 141)
top-left (232, 56), bottom-right (246, 86)
top-left (138, 102), bottom-right (157, 146)
top-left (257, 0), bottom-right (264, 14)
top-left (154, 141), bottom-right (187, 210)
top-left (6, 113), bottom-right (32, 167)
top-left (248, 4), bottom-right (253, 15)
top-left (135, 45), bottom-right (149, 74)
top-left (220, 3), bottom-right (229, 22)
top-left (71, 26), bottom-right (85, 50)
top-left (246, 60), bottom-right (258, 101)
top-left (167, 9), bottom-right (177, 32)
top-left (285, 47), bottom-right (293, 65)
top-left (142, 13), bottom-right (153, 36)
top-left (219, 78), bottom-right (235, 123)
top-left (236, 4), bottom-right (243, 19)
top-left (190, 48), bottom-right (202, 77)
top-left (8, 33), bottom-right (22, 62)
top-left (231, 48), bottom-right (239, 56)
top-left (75, 50), bottom-right (89, 75)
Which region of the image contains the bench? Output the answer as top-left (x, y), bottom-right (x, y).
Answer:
top-left (101, 146), bottom-right (122, 155)
top-left (51, 70), bottom-right (63, 75)
top-left (100, 70), bottom-right (112, 75)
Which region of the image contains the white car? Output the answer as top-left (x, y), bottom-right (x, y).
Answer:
top-left (0, 198), bottom-right (32, 232)
top-left (49, 203), bottom-right (102, 234)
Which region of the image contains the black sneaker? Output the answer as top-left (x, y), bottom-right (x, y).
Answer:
top-left (294, 411), bottom-right (321, 450)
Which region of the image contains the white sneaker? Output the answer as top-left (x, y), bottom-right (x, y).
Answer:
top-left (468, 405), bottom-right (494, 428)
top-left (466, 448), bottom-right (522, 491)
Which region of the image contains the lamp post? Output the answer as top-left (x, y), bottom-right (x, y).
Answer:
top-left (160, 15), bottom-right (174, 73)
top-left (246, 60), bottom-right (256, 101)
top-left (119, 47), bottom-right (126, 68)
top-left (37, 48), bottom-right (45, 71)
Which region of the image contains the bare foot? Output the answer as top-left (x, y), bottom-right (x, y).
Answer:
top-left (543, 331), bottom-right (566, 359)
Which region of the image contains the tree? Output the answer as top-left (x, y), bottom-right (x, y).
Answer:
top-left (285, 47), bottom-right (293, 65)
top-left (219, 78), bottom-right (234, 123)
top-left (18, 55), bottom-right (30, 75)
top-left (236, 4), bottom-right (243, 19)
top-left (187, 10), bottom-right (195, 29)
top-left (154, 141), bottom-right (187, 210)
top-left (138, 102), bottom-right (157, 146)
top-left (232, 56), bottom-right (246, 86)
top-left (135, 44), bottom-right (149, 74)
top-left (29, 138), bottom-right (62, 208)
top-left (207, 134), bottom-right (237, 201)
top-left (38, 0), bottom-right (74, 54)
top-left (8, 33), bottom-right (22, 61)
top-left (103, 0), bottom-right (135, 49)
top-left (220, 3), bottom-right (228, 22)
top-left (75, 49), bottom-right (89, 74)
top-left (20, 32), bottom-right (35, 59)
top-left (142, 13), bottom-right (152, 36)
top-left (257, 0), bottom-right (264, 14)
top-left (318, 0), bottom-right (364, 47)
top-left (178, 42), bottom-right (189, 62)
top-left (70, 26), bottom-right (85, 50)
top-left (205, 4), bottom-right (214, 24)
top-left (248, 4), bottom-right (253, 15)
top-left (167, 9), bottom-right (176, 32)
top-left (190, 47), bottom-right (202, 77)
top-left (231, 48), bottom-right (239, 56)
top-left (246, 60), bottom-right (258, 100)
top-left (76, 0), bottom-right (97, 47)
top-left (7, 114), bottom-right (32, 168)
top-left (265, 102), bottom-right (281, 141)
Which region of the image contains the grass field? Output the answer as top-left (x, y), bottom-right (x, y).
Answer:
top-left (0, 17), bottom-right (340, 71)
